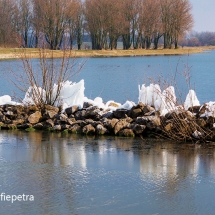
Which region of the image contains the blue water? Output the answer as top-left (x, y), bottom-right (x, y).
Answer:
top-left (0, 131), bottom-right (215, 215)
top-left (1, 51), bottom-right (215, 104)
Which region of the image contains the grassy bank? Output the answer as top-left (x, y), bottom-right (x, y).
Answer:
top-left (0, 46), bottom-right (213, 59)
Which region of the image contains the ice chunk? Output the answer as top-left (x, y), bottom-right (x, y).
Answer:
top-left (0, 95), bottom-right (19, 105)
top-left (204, 102), bottom-right (215, 118)
top-left (55, 80), bottom-right (85, 108)
top-left (184, 90), bottom-right (200, 110)
top-left (23, 86), bottom-right (46, 105)
top-left (118, 100), bottom-right (135, 110)
top-left (139, 83), bottom-right (176, 116)
top-left (192, 130), bottom-right (203, 139)
top-left (138, 84), bottom-right (161, 106)
top-left (23, 80), bottom-right (85, 110)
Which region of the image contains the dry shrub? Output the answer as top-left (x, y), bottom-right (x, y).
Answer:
top-left (10, 48), bottom-right (85, 107)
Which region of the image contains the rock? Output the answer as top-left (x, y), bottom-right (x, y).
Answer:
top-left (164, 123), bottom-right (173, 132)
top-left (114, 119), bottom-right (130, 134)
top-left (165, 111), bottom-right (178, 120)
top-left (108, 102), bottom-right (119, 108)
top-left (28, 111), bottom-right (42, 124)
top-left (45, 119), bottom-right (54, 128)
top-left (61, 124), bottom-right (70, 130)
top-left (130, 123), bottom-right (146, 134)
top-left (178, 110), bottom-right (194, 120)
top-left (27, 105), bottom-right (39, 113)
top-left (83, 102), bottom-right (93, 109)
top-left (70, 120), bottom-right (87, 127)
top-left (206, 116), bottom-right (215, 129)
top-left (5, 110), bottom-right (17, 120)
top-left (69, 124), bottom-right (81, 134)
top-left (142, 105), bottom-right (155, 115)
top-left (196, 118), bottom-right (207, 128)
top-left (12, 119), bottom-right (25, 125)
top-left (17, 123), bottom-right (32, 129)
top-left (74, 110), bottom-right (86, 120)
top-left (59, 113), bottom-right (68, 122)
top-left (125, 117), bottom-right (133, 123)
top-left (113, 109), bottom-right (128, 118)
top-left (136, 116), bottom-right (160, 126)
top-left (85, 119), bottom-right (100, 127)
top-left (96, 124), bottom-right (108, 135)
top-left (119, 129), bottom-right (135, 137)
top-left (188, 106), bottom-right (201, 114)
top-left (44, 110), bottom-right (57, 119)
top-left (44, 105), bottom-right (59, 113)
top-left (198, 104), bottom-right (207, 117)
top-left (0, 114), bottom-right (5, 122)
top-left (101, 111), bottom-right (113, 119)
top-left (102, 118), bottom-right (119, 131)
top-left (5, 110), bottom-right (13, 116)
top-left (82, 124), bottom-right (95, 135)
top-left (4, 119), bottom-right (13, 124)
top-left (67, 118), bottom-right (76, 125)
top-left (85, 106), bottom-right (101, 120)
top-left (53, 125), bottom-right (61, 131)
top-left (0, 123), bottom-right (17, 130)
top-left (130, 108), bottom-right (142, 118)
top-left (136, 102), bottom-right (145, 109)
top-left (65, 105), bottom-right (79, 116)
top-left (33, 123), bottom-right (44, 130)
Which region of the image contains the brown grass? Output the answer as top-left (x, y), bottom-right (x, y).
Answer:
top-left (0, 46), bottom-right (213, 59)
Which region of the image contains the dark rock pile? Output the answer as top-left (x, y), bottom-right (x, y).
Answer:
top-left (0, 102), bottom-right (214, 141)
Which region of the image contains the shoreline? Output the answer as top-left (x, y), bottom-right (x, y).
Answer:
top-left (0, 47), bottom-right (213, 59)
top-left (0, 102), bottom-right (215, 143)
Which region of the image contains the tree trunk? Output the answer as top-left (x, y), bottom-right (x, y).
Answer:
top-left (122, 34), bottom-right (131, 50)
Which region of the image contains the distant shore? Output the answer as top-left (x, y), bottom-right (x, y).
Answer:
top-left (0, 46), bottom-right (214, 59)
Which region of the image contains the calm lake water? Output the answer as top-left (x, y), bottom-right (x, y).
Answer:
top-left (1, 52), bottom-right (215, 214)
top-left (0, 130), bottom-right (215, 215)
top-left (1, 50), bottom-right (215, 104)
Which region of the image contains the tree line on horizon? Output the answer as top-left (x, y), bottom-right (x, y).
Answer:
top-left (180, 32), bottom-right (215, 47)
top-left (0, 0), bottom-right (194, 50)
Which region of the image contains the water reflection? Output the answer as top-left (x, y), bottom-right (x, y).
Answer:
top-left (1, 130), bottom-right (215, 177)
top-left (1, 131), bottom-right (215, 214)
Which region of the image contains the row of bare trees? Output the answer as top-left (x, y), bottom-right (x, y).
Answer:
top-left (0, 0), bottom-right (193, 50)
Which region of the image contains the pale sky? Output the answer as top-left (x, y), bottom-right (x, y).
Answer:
top-left (190, 0), bottom-right (215, 32)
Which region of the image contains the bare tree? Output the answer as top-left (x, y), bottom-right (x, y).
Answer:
top-left (138, 0), bottom-right (161, 49)
top-left (160, 0), bottom-right (193, 49)
top-left (171, 0), bottom-right (193, 49)
top-left (75, 0), bottom-right (84, 50)
top-left (16, 0), bottom-right (33, 48)
top-left (33, 0), bottom-right (70, 50)
top-left (85, 0), bottom-right (106, 50)
top-left (0, 0), bottom-right (20, 47)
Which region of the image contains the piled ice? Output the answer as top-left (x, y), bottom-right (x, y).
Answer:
top-left (201, 102), bottom-right (215, 118)
top-left (22, 79), bottom-right (135, 112)
top-left (138, 84), bottom-right (177, 116)
top-left (0, 95), bottom-right (19, 105)
top-left (0, 79), bottom-right (215, 118)
top-left (184, 90), bottom-right (200, 110)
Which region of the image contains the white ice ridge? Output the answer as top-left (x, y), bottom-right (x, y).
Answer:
top-left (0, 95), bottom-right (20, 105)
top-left (21, 79), bottom-right (135, 112)
top-left (184, 90), bottom-right (200, 110)
top-left (138, 84), bottom-right (200, 116)
top-left (0, 80), bottom-right (213, 118)
top-left (138, 84), bottom-right (177, 116)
